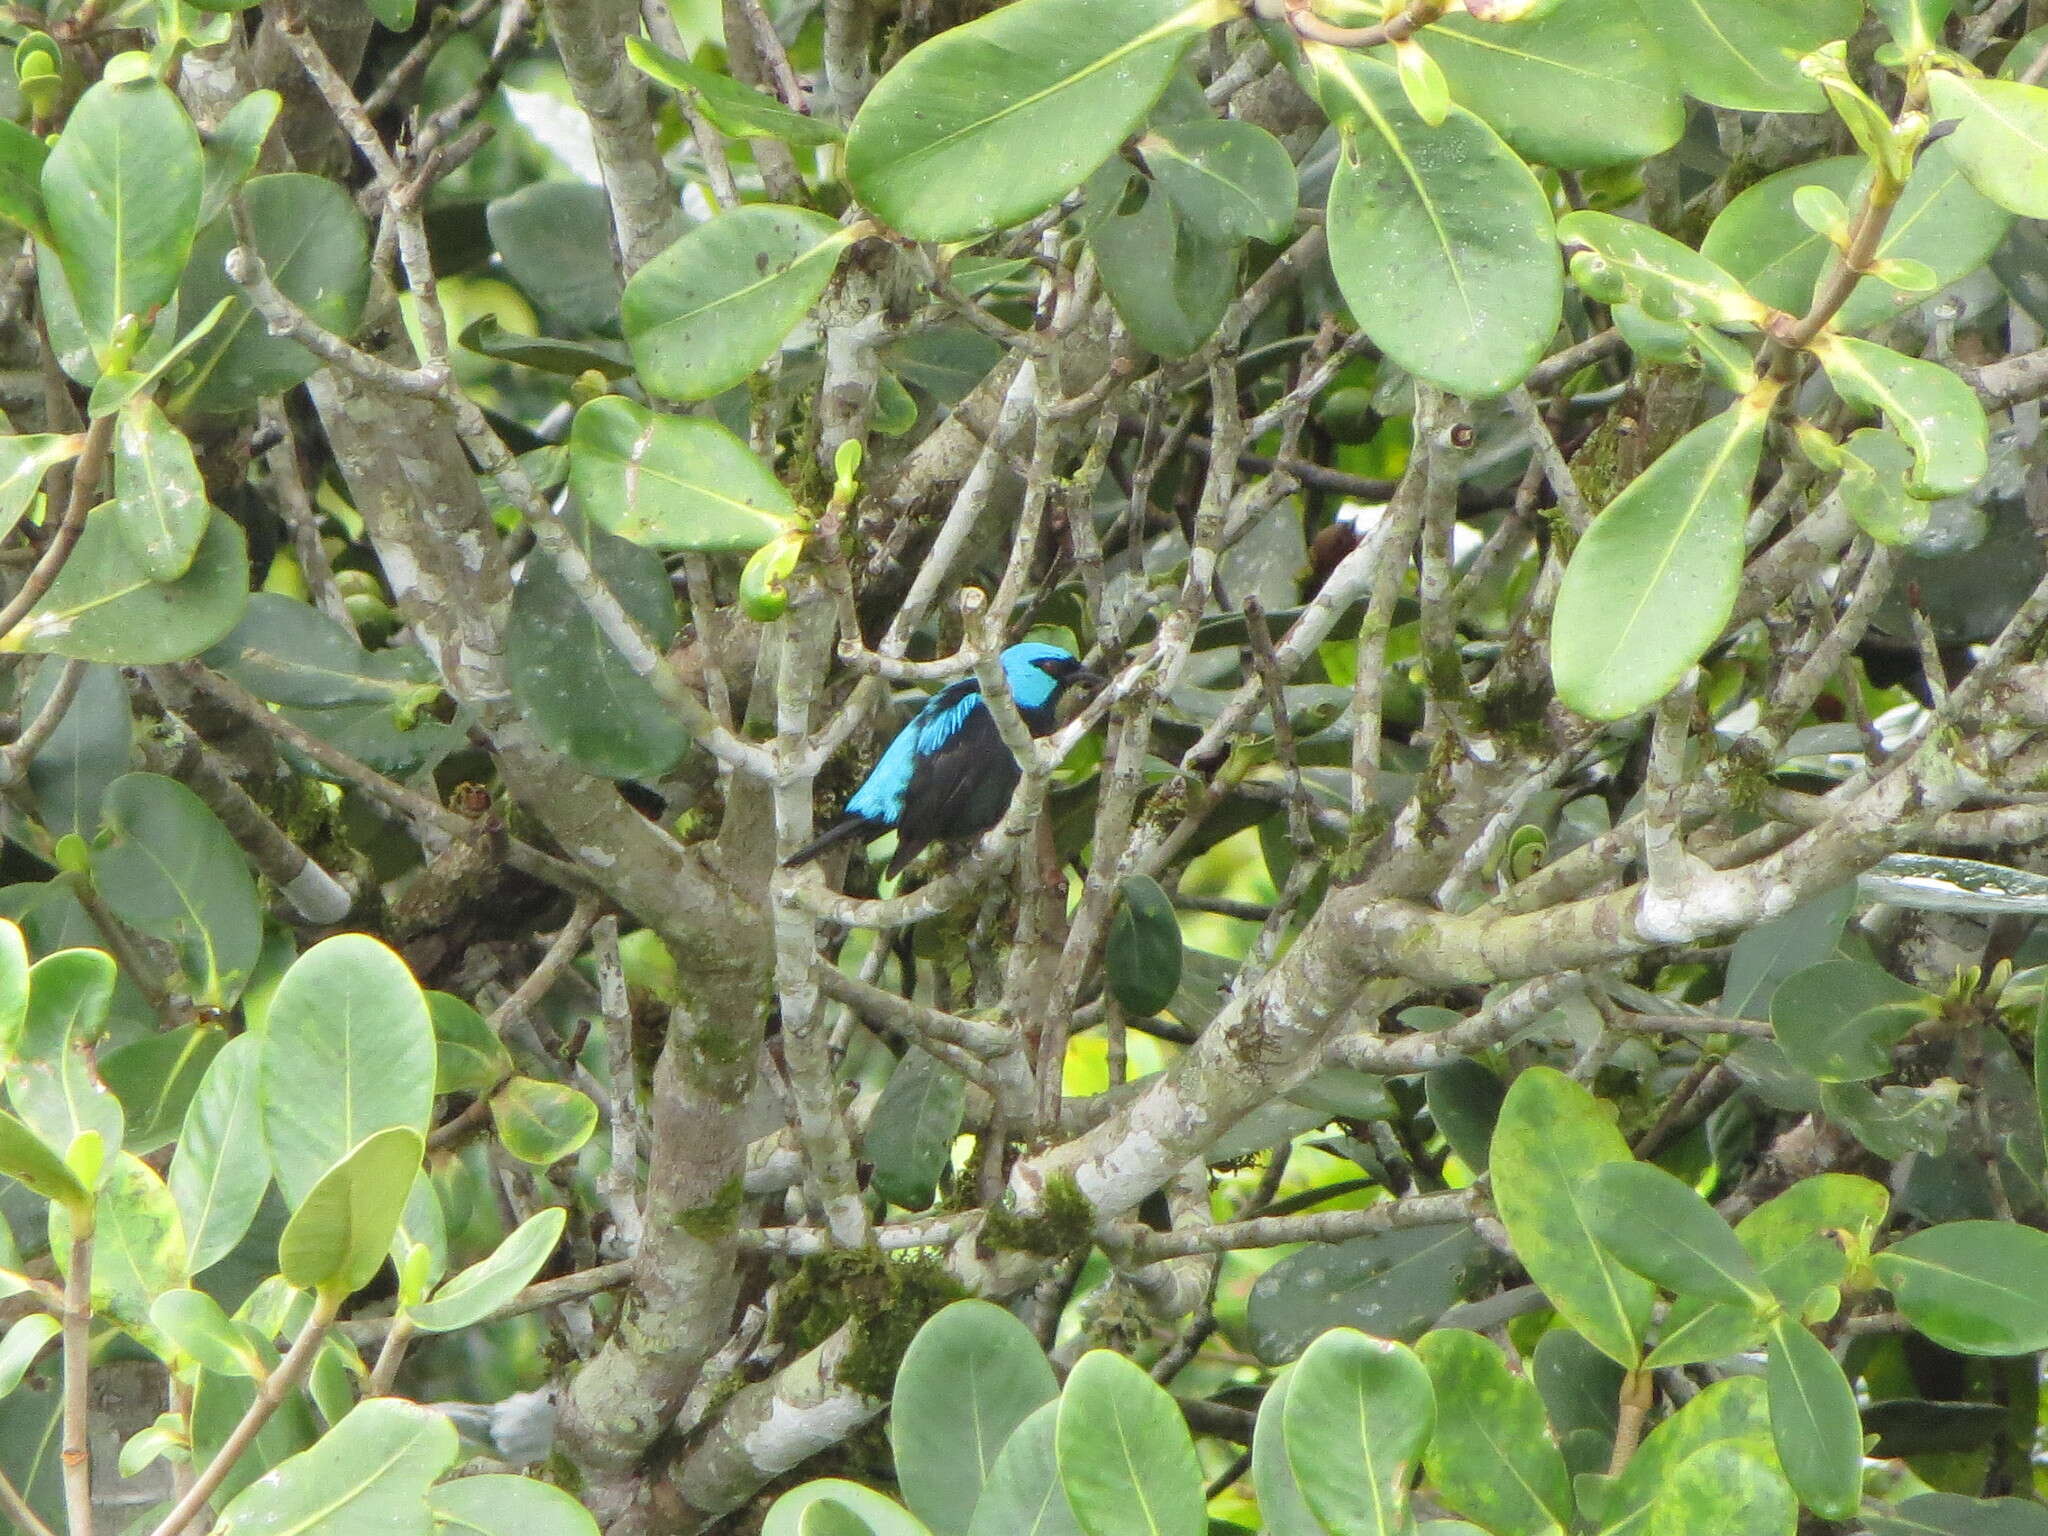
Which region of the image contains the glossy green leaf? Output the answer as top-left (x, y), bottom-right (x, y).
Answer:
top-left (204, 593), bottom-right (426, 709)
top-left (111, 396), bottom-right (208, 581)
top-left (1249, 1374), bottom-right (1329, 1536)
top-left (1106, 874), bottom-right (1183, 1016)
top-left (278, 1126), bottom-right (425, 1295)
top-left (1763, 1314), bottom-right (1860, 1520)
top-left (1583, 1161), bottom-right (1769, 1308)
top-left (100, 1023), bottom-right (225, 1154)
top-left (429, 992), bottom-right (511, 1096)
top-left (198, 90), bottom-right (280, 223)
top-left (893, 1299), bottom-right (1058, 1536)
top-left (1874, 1220), bottom-right (2048, 1355)
top-left (86, 296), bottom-right (236, 419)
top-left (1492, 1066), bottom-right (1652, 1366)
top-left (1, 505), bottom-right (247, 665)
top-left (568, 394), bottom-right (798, 553)
top-left (1424, 1057), bottom-right (1505, 1174)
top-left (168, 1034), bottom-right (267, 1273)
top-left (1084, 166), bottom-right (1236, 359)
top-left (492, 1077), bottom-right (598, 1165)
top-left (0, 433), bottom-right (82, 543)
top-left (172, 174), bottom-right (371, 415)
top-left (259, 933), bottom-right (434, 1207)
top-left (212, 1397), bottom-right (458, 1536)
top-left (967, 1401), bottom-right (1081, 1536)
top-left (0, 922), bottom-right (26, 1060)
top-left (1810, 333), bottom-right (1988, 497)
top-left (1551, 397), bottom-right (1768, 721)
top-left (486, 181), bottom-right (622, 332)
top-left (1056, 1349), bottom-right (1205, 1536)
top-left (766, 1482), bottom-right (933, 1536)
top-left (50, 1150), bottom-right (186, 1349)
top-left (1927, 72), bottom-right (2048, 219)
top-left (151, 1287), bottom-right (260, 1376)
top-left (628, 38), bottom-right (842, 146)
top-left (1314, 47), bottom-right (1561, 398)
top-left (0, 1106), bottom-right (88, 1212)
top-left (1864, 1494), bottom-right (2048, 1536)
top-left (1532, 1327), bottom-right (1624, 1445)
top-left (1771, 958), bottom-right (1935, 1083)
top-left (41, 70), bottom-right (202, 359)
top-left (0, 118), bottom-right (51, 240)
top-left (1643, 1444), bottom-right (1796, 1536)
top-left (1284, 1328), bottom-right (1433, 1536)
top-left (1246, 1224), bottom-right (1492, 1364)
top-left (406, 1206), bottom-right (565, 1332)
top-left (1628, 0), bottom-right (1859, 112)
top-left (458, 315), bottom-right (632, 379)
top-left (1721, 883), bottom-right (1853, 1023)
top-left (1401, 0), bottom-right (1682, 170)
top-left (1837, 429), bottom-right (1933, 547)
top-left (1558, 210), bottom-right (1766, 326)
top-left (844, 0), bottom-right (1225, 241)
top-left (1872, 0), bottom-right (1953, 53)
top-left (1142, 118), bottom-right (1297, 244)
top-left (506, 506), bottom-right (689, 781)
top-left (1594, 1377), bottom-right (1776, 1536)
top-left (622, 205), bottom-right (852, 401)
top-left (430, 1475), bottom-right (602, 1536)
top-left (23, 659), bottom-right (131, 840)
top-left (1416, 1330), bottom-right (1571, 1536)
top-left (92, 773), bottom-right (262, 1007)
top-left (7, 949), bottom-right (124, 1172)
top-left (0, 1315), bottom-right (59, 1398)
top-left (867, 1047), bottom-right (968, 1212)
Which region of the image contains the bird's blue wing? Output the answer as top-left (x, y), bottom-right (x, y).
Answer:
top-left (844, 714), bottom-right (923, 824)
top-left (912, 678), bottom-right (983, 755)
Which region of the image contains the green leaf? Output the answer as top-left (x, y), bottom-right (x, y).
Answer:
top-left (110, 396), bottom-right (208, 581)
top-left (2, 505), bottom-right (248, 665)
top-left (801, 1498), bottom-right (878, 1536)
top-left (1865, 1494), bottom-right (2048, 1536)
top-left (505, 505), bottom-right (690, 781)
top-left (1627, 0), bottom-right (1859, 112)
top-left (1249, 1374), bottom-right (1329, 1536)
top-left (100, 1023), bottom-right (225, 1154)
top-left (622, 205), bottom-right (852, 401)
top-left (1810, 334), bottom-right (1987, 498)
top-left (1643, 1443), bottom-right (1796, 1536)
top-left (429, 992), bottom-right (511, 1096)
top-left (486, 182), bottom-right (623, 332)
top-left (568, 394), bottom-right (798, 552)
top-left (0, 433), bottom-right (83, 543)
top-left (1424, 1058), bottom-right (1505, 1175)
top-left (1399, 0), bottom-right (1683, 170)
top-left (1056, 1349), bottom-right (1205, 1536)
top-left (1551, 397), bottom-right (1768, 721)
top-left (766, 1482), bottom-right (933, 1536)
top-left (1283, 1328), bottom-right (1434, 1536)
top-left (1558, 210), bottom-right (1765, 327)
top-left (0, 922), bottom-right (26, 1059)
top-left (967, 1401), bottom-right (1082, 1536)
top-left (40, 71), bottom-right (203, 361)
top-left (367, 0), bottom-right (418, 26)
top-left (1492, 1066), bottom-right (1653, 1366)
top-left (844, 0), bottom-right (1224, 242)
top-left (1770, 958), bottom-right (1935, 1083)
top-left (1106, 874), bottom-right (1183, 1016)
top-left (0, 118), bottom-right (51, 241)
top-left (1927, 72), bottom-right (2048, 219)
top-left (1595, 1377), bottom-right (1776, 1536)
top-left (1873, 1220), bottom-right (2048, 1355)
top-left (892, 1299), bottom-right (1058, 1536)
top-left (1246, 1224), bottom-right (1492, 1364)
top-left (1862, 851), bottom-right (2048, 914)
top-left (23, 659), bottom-right (132, 839)
top-left (168, 1033), bottom-right (267, 1272)
top-left (50, 1150), bottom-right (187, 1349)
top-left (1313, 47), bottom-right (1562, 398)
top-left (628, 38), bottom-right (843, 146)
top-left (491, 1077), bottom-right (598, 1165)
top-left (1872, 0), bottom-right (1953, 54)
top-left (1083, 166), bottom-right (1236, 359)
top-left (406, 1206), bottom-right (564, 1332)
top-left (1583, 1161), bottom-right (1769, 1309)
top-left (7, 949), bottom-right (124, 1172)
top-left (1721, 884), bottom-right (1853, 1022)
top-left (213, 1397), bottom-right (458, 1536)
top-left (86, 296), bottom-right (237, 419)
top-left (91, 772), bottom-right (262, 1007)
top-left (0, 1107), bottom-right (88, 1212)
top-left (866, 1047), bottom-right (967, 1212)
top-left (1837, 429), bottom-right (1933, 547)
top-left (429, 1475), bottom-right (601, 1536)
top-left (458, 315), bottom-right (632, 379)
top-left (1763, 1314), bottom-right (1860, 1521)
top-left (172, 173), bottom-right (371, 415)
top-left (278, 1126), bottom-right (425, 1296)
top-left (151, 1287), bottom-right (260, 1376)
top-left (1142, 118), bottom-right (1297, 244)
top-left (204, 593), bottom-right (428, 709)
top-left (1416, 1330), bottom-right (1571, 1536)
top-left (0, 1314), bottom-right (59, 1398)
top-left (1703, 145), bottom-right (2009, 335)
top-left (259, 933), bottom-right (434, 1208)
top-left (198, 90), bottom-right (281, 224)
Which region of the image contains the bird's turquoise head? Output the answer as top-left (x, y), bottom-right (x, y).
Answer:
top-left (1000, 642), bottom-right (1099, 709)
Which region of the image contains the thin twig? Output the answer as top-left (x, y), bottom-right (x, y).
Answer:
top-left (60, 1230), bottom-right (92, 1536)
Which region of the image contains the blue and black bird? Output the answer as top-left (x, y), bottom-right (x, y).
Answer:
top-left (784, 642), bottom-right (1100, 877)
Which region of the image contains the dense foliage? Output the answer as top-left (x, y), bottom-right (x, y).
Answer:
top-left (9, 0), bottom-right (2048, 1533)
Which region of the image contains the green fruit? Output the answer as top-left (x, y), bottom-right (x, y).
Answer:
top-left (1317, 386), bottom-right (1379, 444)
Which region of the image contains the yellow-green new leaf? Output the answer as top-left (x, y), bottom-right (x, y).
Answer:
top-left (278, 1126), bottom-right (425, 1297)
top-left (1810, 334), bottom-right (1987, 498)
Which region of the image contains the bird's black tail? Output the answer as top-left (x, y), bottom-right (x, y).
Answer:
top-left (782, 816), bottom-right (878, 868)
